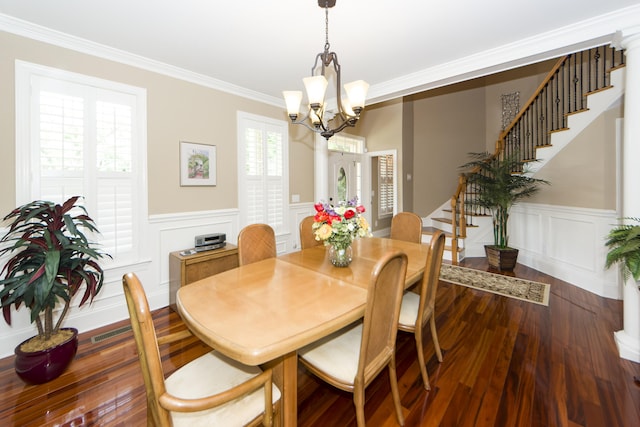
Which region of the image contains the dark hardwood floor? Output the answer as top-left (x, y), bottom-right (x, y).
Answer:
top-left (1, 258), bottom-right (639, 426)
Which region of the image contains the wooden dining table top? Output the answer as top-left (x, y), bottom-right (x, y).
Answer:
top-left (176, 237), bottom-right (430, 366)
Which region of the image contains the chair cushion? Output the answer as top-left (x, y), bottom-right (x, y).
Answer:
top-left (166, 350), bottom-right (280, 427)
top-left (298, 322), bottom-right (362, 385)
top-left (398, 291), bottom-right (419, 327)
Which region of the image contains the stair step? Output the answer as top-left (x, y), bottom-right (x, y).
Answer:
top-left (421, 226), bottom-right (452, 238)
top-left (432, 217), bottom-right (452, 224)
top-left (442, 209), bottom-right (490, 217)
top-left (421, 227), bottom-right (463, 253)
top-left (586, 84), bottom-right (614, 96)
top-left (431, 217), bottom-right (478, 227)
top-left (549, 127), bottom-right (570, 134)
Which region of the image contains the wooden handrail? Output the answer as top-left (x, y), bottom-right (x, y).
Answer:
top-left (499, 55), bottom-right (568, 140)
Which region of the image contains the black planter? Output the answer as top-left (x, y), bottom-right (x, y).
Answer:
top-left (484, 245), bottom-right (519, 271)
top-left (14, 327), bottom-right (78, 384)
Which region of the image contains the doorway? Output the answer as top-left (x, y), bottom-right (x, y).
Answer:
top-left (328, 150), bottom-right (363, 205)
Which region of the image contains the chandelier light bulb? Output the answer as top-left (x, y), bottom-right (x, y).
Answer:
top-left (303, 75), bottom-right (328, 110)
top-left (283, 91), bottom-right (303, 119)
top-left (344, 80), bottom-right (369, 113)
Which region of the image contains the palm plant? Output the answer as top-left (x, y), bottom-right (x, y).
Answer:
top-left (605, 218), bottom-right (640, 288)
top-left (460, 151), bottom-right (549, 249)
top-left (0, 196), bottom-right (110, 347)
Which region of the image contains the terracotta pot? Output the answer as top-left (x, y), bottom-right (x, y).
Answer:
top-left (484, 245), bottom-right (519, 271)
top-left (14, 327), bottom-right (79, 384)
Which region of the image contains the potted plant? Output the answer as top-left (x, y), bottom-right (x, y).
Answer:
top-left (460, 151), bottom-right (549, 270)
top-left (0, 196), bottom-right (110, 384)
top-left (605, 217), bottom-right (640, 289)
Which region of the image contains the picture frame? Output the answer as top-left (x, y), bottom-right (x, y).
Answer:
top-left (180, 141), bottom-right (217, 186)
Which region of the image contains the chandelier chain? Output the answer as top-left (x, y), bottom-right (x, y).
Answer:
top-left (324, 1), bottom-right (330, 53)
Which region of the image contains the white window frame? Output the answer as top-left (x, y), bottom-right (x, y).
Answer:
top-left (15, 60), bottom-right (148, 268)
top-left (237, 111), bottom-right (289, 235)
top-left (328, 133), bottom-right (365, 154)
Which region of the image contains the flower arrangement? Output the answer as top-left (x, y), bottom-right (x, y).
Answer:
top-left (312, 198), bottom-right (371, 250)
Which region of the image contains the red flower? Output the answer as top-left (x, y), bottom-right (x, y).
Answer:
top-left (356, 205), bottom-right (365, 213)
top-left (314, 203), bottom-right (324, 212)
top-left (315, 211), bottom-right (330, 224)
top-left (344, 209), bottom-right (355, 219)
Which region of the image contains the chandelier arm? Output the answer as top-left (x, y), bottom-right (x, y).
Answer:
top-left (289, 111), bottom-right (329, 133)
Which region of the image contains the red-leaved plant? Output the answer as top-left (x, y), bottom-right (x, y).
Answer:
top-left (0, 196), bottom-right (110, 345)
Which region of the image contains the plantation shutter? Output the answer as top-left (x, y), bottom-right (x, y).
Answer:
top-left (28, 73), bottom-right (139, 263)
top-left (238, 113), bottom-right (288, 235)
top-left (378, 154), bottom-right (394, 217)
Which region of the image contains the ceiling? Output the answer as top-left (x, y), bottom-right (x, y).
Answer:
top-left (1, 0), bottom-right (639, 107)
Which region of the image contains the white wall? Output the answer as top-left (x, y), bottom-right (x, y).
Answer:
top-left (464, 202), bottom-right (620, 299)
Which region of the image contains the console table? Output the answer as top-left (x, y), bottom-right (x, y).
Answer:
top-left (169, 244), bottom-right (239, 308)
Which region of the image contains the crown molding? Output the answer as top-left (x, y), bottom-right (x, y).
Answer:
top-left (2, 5), bottom-right (640, 108)
top-left (0, 13), bottom-right (283, 107)
top-left (367, 4), bottom-right (640, 104)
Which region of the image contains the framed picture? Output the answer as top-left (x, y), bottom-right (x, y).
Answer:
top-left (180, 141), bottom-right (216, 186)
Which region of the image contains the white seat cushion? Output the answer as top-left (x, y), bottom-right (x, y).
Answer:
top-left (165, 350), bottom-right (281, 427)
top-left (298, 322), bottom-right (362, 385)
top-left (398, 291), bottom-right (419, 327)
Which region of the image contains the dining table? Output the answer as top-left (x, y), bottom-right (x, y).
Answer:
top-left (176, 237), bottom-right (431, 426)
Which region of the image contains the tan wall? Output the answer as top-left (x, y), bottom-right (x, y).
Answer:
top-left (409, 80), bottom-right (487, 217)
top-left (483, 59), bottom-right (558, 150)
top-left (354, 99), bottom-right (403, 230)
top-left (0, 31), bottom-right (315, 215)
top-left (527, 104), bottom-right (621, 209)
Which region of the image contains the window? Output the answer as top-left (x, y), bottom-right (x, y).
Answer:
top-left (16, 61), bottom-right (147, 267)
top-left (378, 154), bottom-right (394, 217)
top-left (237, 112), bottom-right (289, 234)
top-left (328, 133), bottom-right (364, 154)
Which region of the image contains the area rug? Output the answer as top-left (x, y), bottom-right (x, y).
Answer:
top-left (439, 264), bottom-right (550, 306)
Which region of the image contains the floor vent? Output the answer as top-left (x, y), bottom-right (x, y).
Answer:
top-left (91, 325), bottom-right (132, 344)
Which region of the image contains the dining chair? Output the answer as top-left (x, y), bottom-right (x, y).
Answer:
top-left (237, 223), bottom-right (277, 266)
top-left (298, 251), bottom-right (408, 427)
top-left (299, 215), bottom-right (322, 250)
top-left (390, 212), bottom-right (423, 243)
top-left (122, 273), bottom-right (281, 427)
top-left (397, 230), bottom-right (446, 390)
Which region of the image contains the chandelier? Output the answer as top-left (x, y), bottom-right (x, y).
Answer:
top-left (282, 0), bottom-right (369, 140)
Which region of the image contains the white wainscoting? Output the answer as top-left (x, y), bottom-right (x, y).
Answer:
top-left (466, 203), bottom-right (621, 299)
top-left (0, 203), bottom-right (316, 358)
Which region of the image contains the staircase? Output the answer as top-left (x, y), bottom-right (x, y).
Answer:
top-left (424, 44), bottom-right (626, 263)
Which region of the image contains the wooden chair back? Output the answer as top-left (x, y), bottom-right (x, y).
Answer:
top-left (398, 230), bottom-right (446, 389)
top-left (122, 272), bottom-right (177, 426)
top-left (359, 250), bottom-right (408, 384)
top-left (123, 272), bottom-right (278, 426)
top-left (297, 250), bottom-right (408, 426)
top-left (390, 211), bottom-right (423, 243)
top-left (299, 216), bottom-right (322, 250)
top-left (238, 223), bottom-right (277, 266)
top-left (417, 231), bottom-right (446, 327)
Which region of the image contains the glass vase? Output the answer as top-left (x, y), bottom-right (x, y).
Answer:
top-left (329, 243), bottom-right (353, 267)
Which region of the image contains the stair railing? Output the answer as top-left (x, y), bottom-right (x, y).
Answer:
top-left (449, 44), bottom-right (625, 264)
